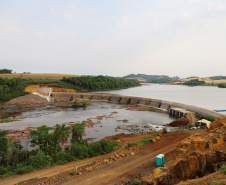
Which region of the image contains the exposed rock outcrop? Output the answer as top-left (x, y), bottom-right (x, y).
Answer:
top-left (141, 118), bottom-right (226, 185)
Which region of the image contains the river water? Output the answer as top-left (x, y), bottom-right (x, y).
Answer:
top-left (1, 102), bottom-right (176, 142)
top-left (2, 83), bottom-right (225, 142)
top-left (93, 83), bottom-right (226, 113)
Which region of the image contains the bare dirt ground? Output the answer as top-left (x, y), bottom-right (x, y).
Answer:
top-left (177, 171), bottom-right (226, 185)
top-left (24, 84), bottom-right (77, 94)
top-left (5, 94), bottom-right (48, 106)
top-left (0, 131), bottom-right (190, 185)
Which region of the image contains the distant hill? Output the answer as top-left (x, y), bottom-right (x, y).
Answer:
top-left (181, 76), bottom-right (226, 85)
top-left (209, 76), bottom-right (226, 80)
top-left (122, 74), bottom-right (180, 83)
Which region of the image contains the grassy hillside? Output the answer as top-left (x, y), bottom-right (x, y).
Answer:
top-left (123, 74), bottom-right (180, 83)
top-left (181, 77), bottom-right (226, 85)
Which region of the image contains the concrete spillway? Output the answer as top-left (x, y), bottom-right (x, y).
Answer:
top-left (51, 92), bottom-right (225, 119)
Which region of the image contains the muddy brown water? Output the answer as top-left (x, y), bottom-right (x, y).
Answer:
top-left (0, 102), bottom-right (176, 143)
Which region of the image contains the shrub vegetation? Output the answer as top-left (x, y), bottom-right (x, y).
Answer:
top-left (0, 69), bottom-right (13, 74)
top-left (126, 132), bottom-right (161, 148)
top-left (200, 116), bottom-right (215, 122)
top-left (219, 165), bottom-right (226, 174)
top-left (218, 83), bottom-right (226, 88)
top-left (183, 79), bottom-right (205, 86)
top-left (0, 123), bottom-right (118, 178)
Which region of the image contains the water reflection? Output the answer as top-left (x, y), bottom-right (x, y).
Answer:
top-left (92, 83), bottom-right (226, 113)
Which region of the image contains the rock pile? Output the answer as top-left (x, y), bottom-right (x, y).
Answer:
top-left (6, 94), bottom-right (48, 106)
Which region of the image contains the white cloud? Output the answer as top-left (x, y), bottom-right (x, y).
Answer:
top-left (69, 1), bottom-right (76, 11)
top-left (0, 15), bottom-right (22, 34)
top-left (181, 11), bottom-right (192, 20)
top-left (51, 25), bottom-right (56, 30)
top-left (86, 7), bottom-right (98, 14)
top-left (64, 12), bottom-right (72, 19)
top-left (35, 31), bottom-right (44, 38)
top-left (208, 2), bottom-right (226, 11)
top-left (117, 16), bottom-right (130, 26)
top-left (50, 7), bottom-right (55, 15)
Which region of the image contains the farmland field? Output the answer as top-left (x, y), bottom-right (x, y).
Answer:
top-left (181, 77), bottom-right (226, 84)
top-left (0, 73), bottom-right (81, 80)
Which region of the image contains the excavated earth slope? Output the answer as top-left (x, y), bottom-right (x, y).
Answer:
top-left (141, 117), bottom-right (226, 185)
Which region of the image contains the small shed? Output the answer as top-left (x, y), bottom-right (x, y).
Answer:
top-left (197, 119), bottom-right (211, 129)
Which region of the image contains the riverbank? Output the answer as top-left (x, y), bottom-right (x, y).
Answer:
top-left (0, 100), bottom-right (176, 144)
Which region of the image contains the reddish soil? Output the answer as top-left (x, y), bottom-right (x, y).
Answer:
top-left (178, 171), bottom-right (226, 185)
top-left (0, 131), bottom-right (191, 185)
top-left (120, 104), bottom-right (167, 113)
top-left (24, 84), bottom-right (77, 94)
top-left (167, 117), bottom-right (190, 127)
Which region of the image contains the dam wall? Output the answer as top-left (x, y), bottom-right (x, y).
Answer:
top-left (51, 92), bottom-right (225, 119)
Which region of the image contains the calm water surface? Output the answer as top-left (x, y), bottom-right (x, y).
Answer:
top-left (93, 84), bottom-right (226, 113)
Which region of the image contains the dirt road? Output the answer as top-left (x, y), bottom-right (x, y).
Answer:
top-left (61, 145), bottom-right (177, 185)
top-left (59, 132), bottom-right (189, 185)
top-left (0, 131), bottom-right (190, 185)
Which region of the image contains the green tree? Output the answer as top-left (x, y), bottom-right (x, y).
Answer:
top-left (30, 125), bottom-right (55, 155)
top-left (71, 123), bottom-right (85, 144)
top-left (100, 140), bottom-right (113, 154)
top-left (219, 165), bottom-right (226, 174)
top-left (183, 79), bottom-right (205, 86)
top-left (218, 83), bottom-right (226, 88)
top-left (28, 150), bottom-right (52, 170)
top-left (133, 179), bottom-right (140, 185)
top-left (0, 69), bottom-right (13, 74)
top-left (88, 142), bottom-right (103, 157)
top-left (54, 151), bottom-right (75, 164)
top-left (70, 143), bottom-right (89, 159)
top-left (0, 130), bottom-right (8, 167)
top-left (163, 127), bottom-right (167, 134)
top-left (53, 123), bottom-right (70, 151)
top-left (7, 141), bottom-right (23, 168)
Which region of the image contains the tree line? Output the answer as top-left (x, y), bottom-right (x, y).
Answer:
top-left (0, 78), bottom-right (29, 102)
top-left (183, 79), bottom-right (205, 86)
top-left (218, 83), bottom-right (226, 88)
top-left (123, 74), bottom-right (180, 83)
top-left (0, 123), bottom-right (118, 178)
top-left (0, 76), bottom-right (140, 102)
top-left (62, 75), bottom-right (140, 90)
top-left (0, 69), bottom-right (13, 74)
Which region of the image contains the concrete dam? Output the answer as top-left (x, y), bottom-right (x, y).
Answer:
top-left (51, 92), bottom-right (225, 119)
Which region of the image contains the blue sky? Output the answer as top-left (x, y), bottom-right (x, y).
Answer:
top-left (1, 0), bottom-right (226, 77)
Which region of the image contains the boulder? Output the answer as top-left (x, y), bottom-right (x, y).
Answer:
top-left (85, 166), bottom-right (93, 172)
top-left (155, 136), bottom-right (161, 141)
